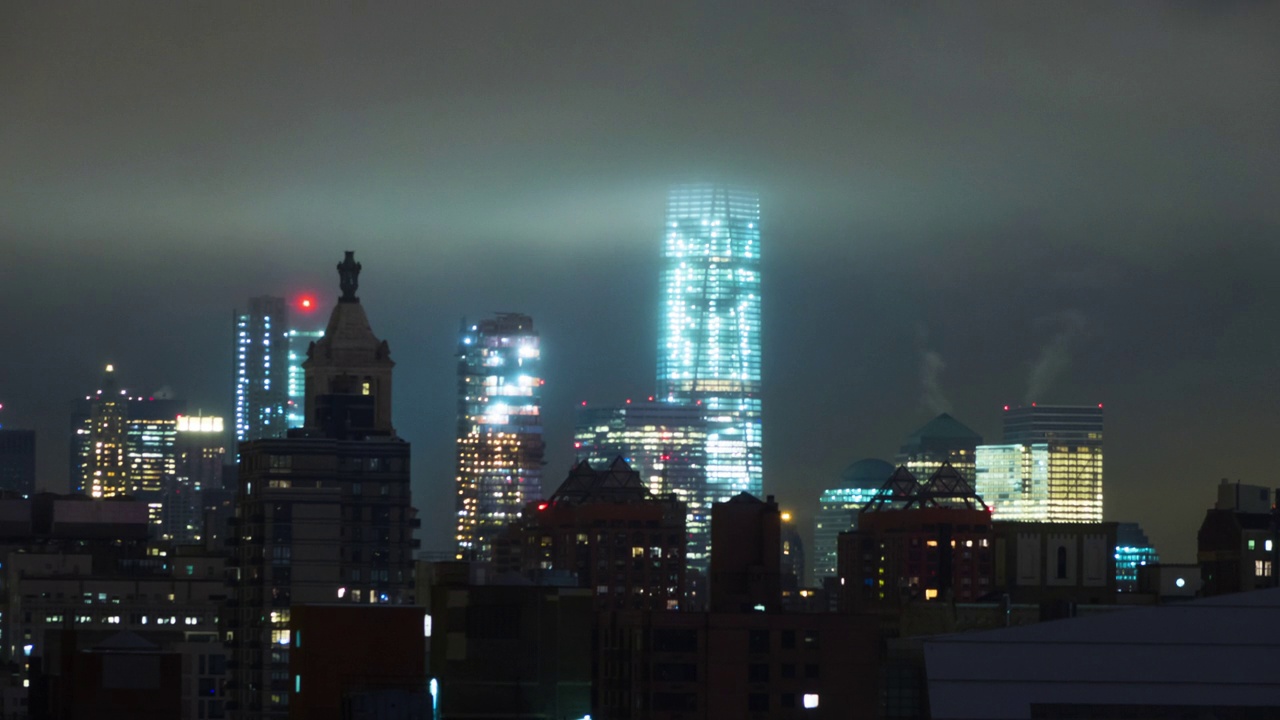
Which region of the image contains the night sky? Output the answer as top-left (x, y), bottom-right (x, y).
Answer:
top-left (3, 3), bottom-right (1278, 562)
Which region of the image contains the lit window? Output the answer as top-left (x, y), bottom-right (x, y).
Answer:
top-left (423, 614), bottom-right (432, 638)
top-left (1268, 540), bottom-right (1275, 552)
top-left (803, 694), bottom-right (820, 709)
top-left (1249, 540), bottom-right (1257, 551)
top-left (924, 589), bottom-right (939, 600)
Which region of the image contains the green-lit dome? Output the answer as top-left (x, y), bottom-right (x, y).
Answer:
top-left (839, 458), bottom-right (894, 489)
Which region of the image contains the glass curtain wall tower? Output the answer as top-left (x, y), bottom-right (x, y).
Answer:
top-left (975, 404), bottom-right (1105, 523)
top-left (234, 296), bottom-right (289, 443)
top-left (573, 401), bottom-right (709, 571)
top-left (657, 183), bottom-right (763, 502)
top-left (455, 313), bottom-right (545, 562)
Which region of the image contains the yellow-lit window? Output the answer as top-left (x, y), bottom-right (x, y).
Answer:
top-left (362, 382), bottom-right (371, 396)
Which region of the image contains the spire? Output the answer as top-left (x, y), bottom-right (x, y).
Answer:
top-left (337, 250), bottom-right (361, 303)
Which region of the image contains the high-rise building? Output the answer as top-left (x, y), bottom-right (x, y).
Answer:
top-left (454, 313), bottom-right (544, 563)
top-left (0, 429), bottom-right (36, 496)
top-left (286, 328), bottom-right (324, 429)
top-left (657, 183), bottom-right (763, 504)
top-left (85, 365), bottom-right (129, 498)
top-left (812, 458), bottom-right (894, 585)
top-left (974, 404), bottom-right (1104, 523)
top-left (896, 413), bottom-right (982, 481)
top-left (1003, 404), bottom-right (1104, 445)
top-left (573, 400), bottom-right (709, 570)
top-left (161, 414), bottom-right (227, 543)
top-left (1115, 522), bottom-right (1159, 593)
top-left (228, 252), bottom-right (418, 720)
top-left (71, 368), bottom-right (191, 513)
top-left (234, 296), bottom-right (289, 443)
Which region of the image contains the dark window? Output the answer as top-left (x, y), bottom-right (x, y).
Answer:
top-left (781, 693), bottom-right (796, 708)
top-left (748, 693), bottom-right (769, 711)
top-left (748, 629), bottom-right (769, 653)
top-left (1056, 546), bottom-right (1068, 579)
top-left (652, 663), bottom-right (697, 682)
top-left (652, 628), bottom-right (698, 653)
top-left (652, 693), bottom-right (697, 712)
top-left (748, 663), bottom-right (769, 683)
top-left (781, 663), bottom-right (796, 679)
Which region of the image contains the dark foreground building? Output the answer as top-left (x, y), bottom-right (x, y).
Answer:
top-left (595, 491), bottom-right (880, 720)
top-left (288, 604), bottom-right (428, 720)
top-left (493, 458), bottom-right (687, 610)
top-left (426, 573), bottom-right (593, 720)
top-left (228, 253), bottom-right (419, 720)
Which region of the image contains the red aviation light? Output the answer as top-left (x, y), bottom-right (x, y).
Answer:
top-left (298, 296), bottom-right (317, 311)
top-left (537, 503), bottom-right (549, 511)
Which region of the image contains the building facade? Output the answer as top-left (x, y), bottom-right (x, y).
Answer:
top-left (0, 429), bottom-right (35, 496)
top-left (838, 466), bottom-right (995, 609)
top-left (228, 253), bottom-right (419, 720)
top-left (1115, 522), bottom-right (1159, 593)
top-left (811, 458), bottom-right (894, 585)
top-left (286, 328), bottom-right (324, 430)
top-left (454, 313), bottom-right (544, 563)
top-left (1198, 480), bottom-right (1278, 597)
top-left (573, 401), bottom-right (709, 571)
top-left (493, 458), bottom-right (687, 611)
top-left (234, 296), bottom-right (290, 443)
top-left (896, 414), bottom-right (982, 482)
top-left (657, 183), bottom-right (763, 505)
top-left (975, 404), bottom-right (1105, 523)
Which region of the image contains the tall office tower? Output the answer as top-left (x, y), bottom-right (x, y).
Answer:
top-left (163, 414), bottom-right (227, 543)
top-left (454, 313), bottom-right (544, 563)
top-left (657, 183), bottom-right (763, 504)
top-left (975, 404), bottom-right (1105, 523)
top-left (0, 429), bottom-right (36, 496)
top-left (234, 296), bottom-right (289, 443)
top-left (71, 369), bottom-right (186, 501)
top-left (87, 365), bottom-right (129, 498)
top-left (286, 328), bottom-right (324, 429)
top-left (127, 397), bottom-right (185, 532)
top-left (1003, 403), bottom-right (1104, 446)
top-left (229, 252), bottom-right (418, 720)
top-left (573, 400), bottom-right (709, 570)
top-left (812, 458), bottom-right (894, 584)
top-left (1115, 522), bottom-right (1159, 593)
top-left (896, 413), bottom-right (982, 481)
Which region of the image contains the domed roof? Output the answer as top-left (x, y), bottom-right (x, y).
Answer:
top-left (839, 458), bottom-right (895, 489)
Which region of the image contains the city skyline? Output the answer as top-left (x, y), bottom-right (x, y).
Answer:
top-left (4, 3), bottom-right (1279, 566)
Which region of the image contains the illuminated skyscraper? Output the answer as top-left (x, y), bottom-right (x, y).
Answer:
top-left (1115, 522), bottom-right (1159, 592)
top-left (286, 328), bottom-right (324, 429)
top-left (455, 313), bottom-right (545, 562)
top-left (896, 413), bottom-right (982, 481)
top-left (573, 401), bottom-right (708, 570)
top-left (85, 365), bottom-right (128, 498)
top-left (658, 183), bottom-right (763, 504)
top-left (72, 367), bottom-right (185, 503)
top-left (234, 296), bottom-right (289, 443)
top-left (812, 458), bottom-right (894, 584)
top-left (974, 404), bottom-right (1105, 523)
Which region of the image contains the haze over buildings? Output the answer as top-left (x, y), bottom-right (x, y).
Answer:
top-left (3, 2), bottom-right (1279, 564)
